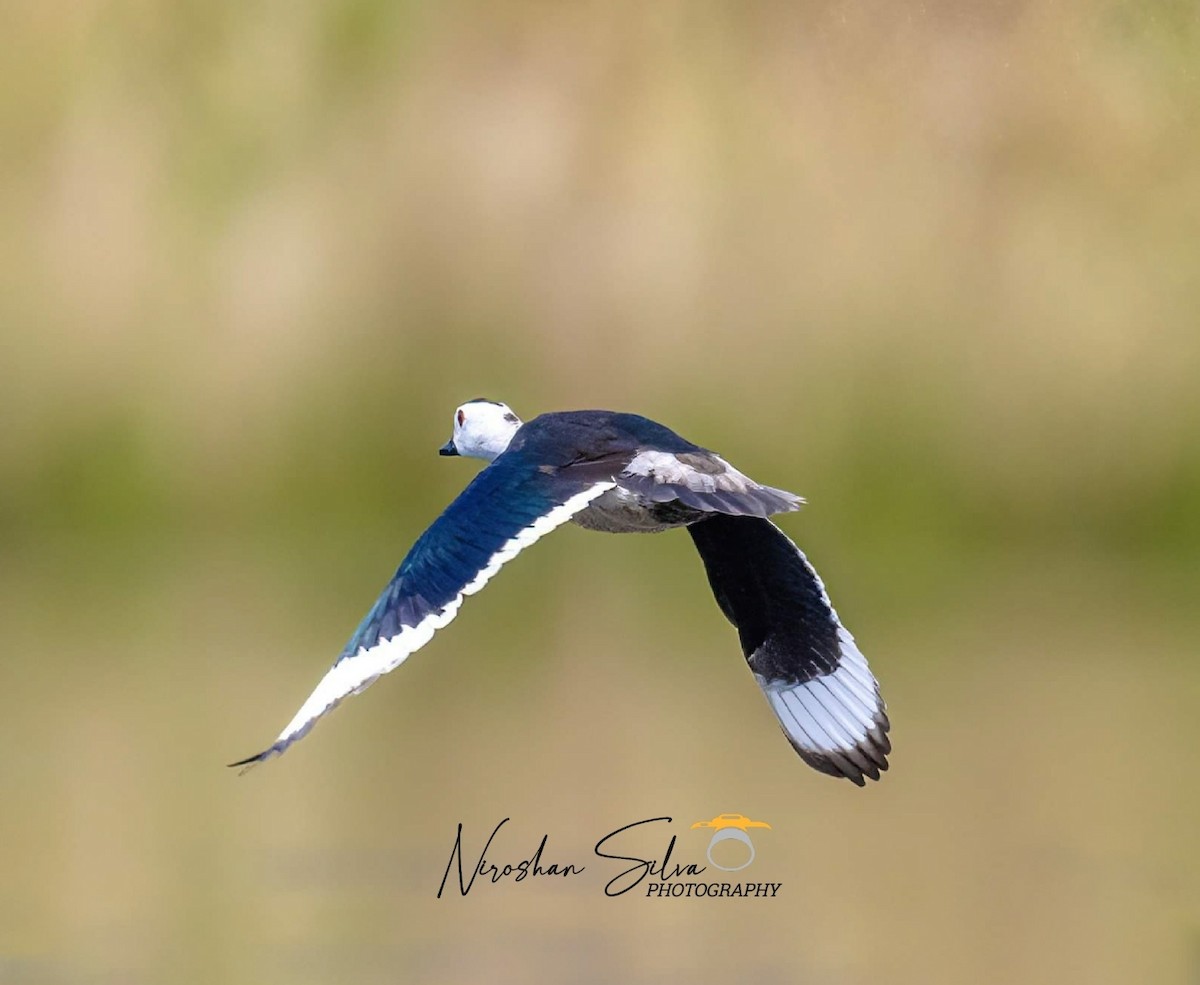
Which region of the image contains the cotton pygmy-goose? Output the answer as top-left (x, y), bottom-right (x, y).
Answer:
top-left (232, 400), bottom-right (891, 785)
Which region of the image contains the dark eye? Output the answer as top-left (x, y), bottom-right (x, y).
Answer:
top-left (503, 413), bottom-right (518, 423)
top-left (457, 410), bottom-right (465, 426)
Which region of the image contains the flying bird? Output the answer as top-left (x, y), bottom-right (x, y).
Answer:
top-left (232, 400), bottom-right (891, 784)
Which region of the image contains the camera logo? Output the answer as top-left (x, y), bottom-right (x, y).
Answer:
top-left (690, 814), bottom-right (772, 872)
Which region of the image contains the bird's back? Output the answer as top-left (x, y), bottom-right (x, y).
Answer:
top-left (506, 410), bottom-right (706, 466)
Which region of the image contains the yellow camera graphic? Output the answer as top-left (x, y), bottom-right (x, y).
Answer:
top-left (690, 814), bottom-right (772, 871)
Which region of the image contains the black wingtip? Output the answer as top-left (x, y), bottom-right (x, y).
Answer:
top-left (783, 710), bottom-right (892, 787)
top-left (227, 748), bottom-right (274, 774)
top-left (790, 741), bottom-right (871, 787)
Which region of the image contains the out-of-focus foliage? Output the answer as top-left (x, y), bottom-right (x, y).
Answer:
top-left (1, 2), bottom-right (1197, 984)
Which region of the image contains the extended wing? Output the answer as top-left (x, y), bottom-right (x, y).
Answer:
top-left (232, 456), bottom-right (615, 769)
top-left (688, 515), bottom-right (890, 785)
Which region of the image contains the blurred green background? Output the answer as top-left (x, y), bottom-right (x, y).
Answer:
top-left (2, 1), bottom-right (1198, 982)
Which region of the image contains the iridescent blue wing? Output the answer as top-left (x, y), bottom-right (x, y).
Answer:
top-left (232, 454), bottom-right (615, 769)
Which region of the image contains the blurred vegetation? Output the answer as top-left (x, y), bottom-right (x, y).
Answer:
top-left (1, 2), bottom-right (1198, 984)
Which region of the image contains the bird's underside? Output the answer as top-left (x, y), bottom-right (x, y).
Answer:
top-left (232, 407), bottom-right (890, 784)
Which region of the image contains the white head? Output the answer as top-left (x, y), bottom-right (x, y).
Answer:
top-left (439, 398), bottom-right (523, 462)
